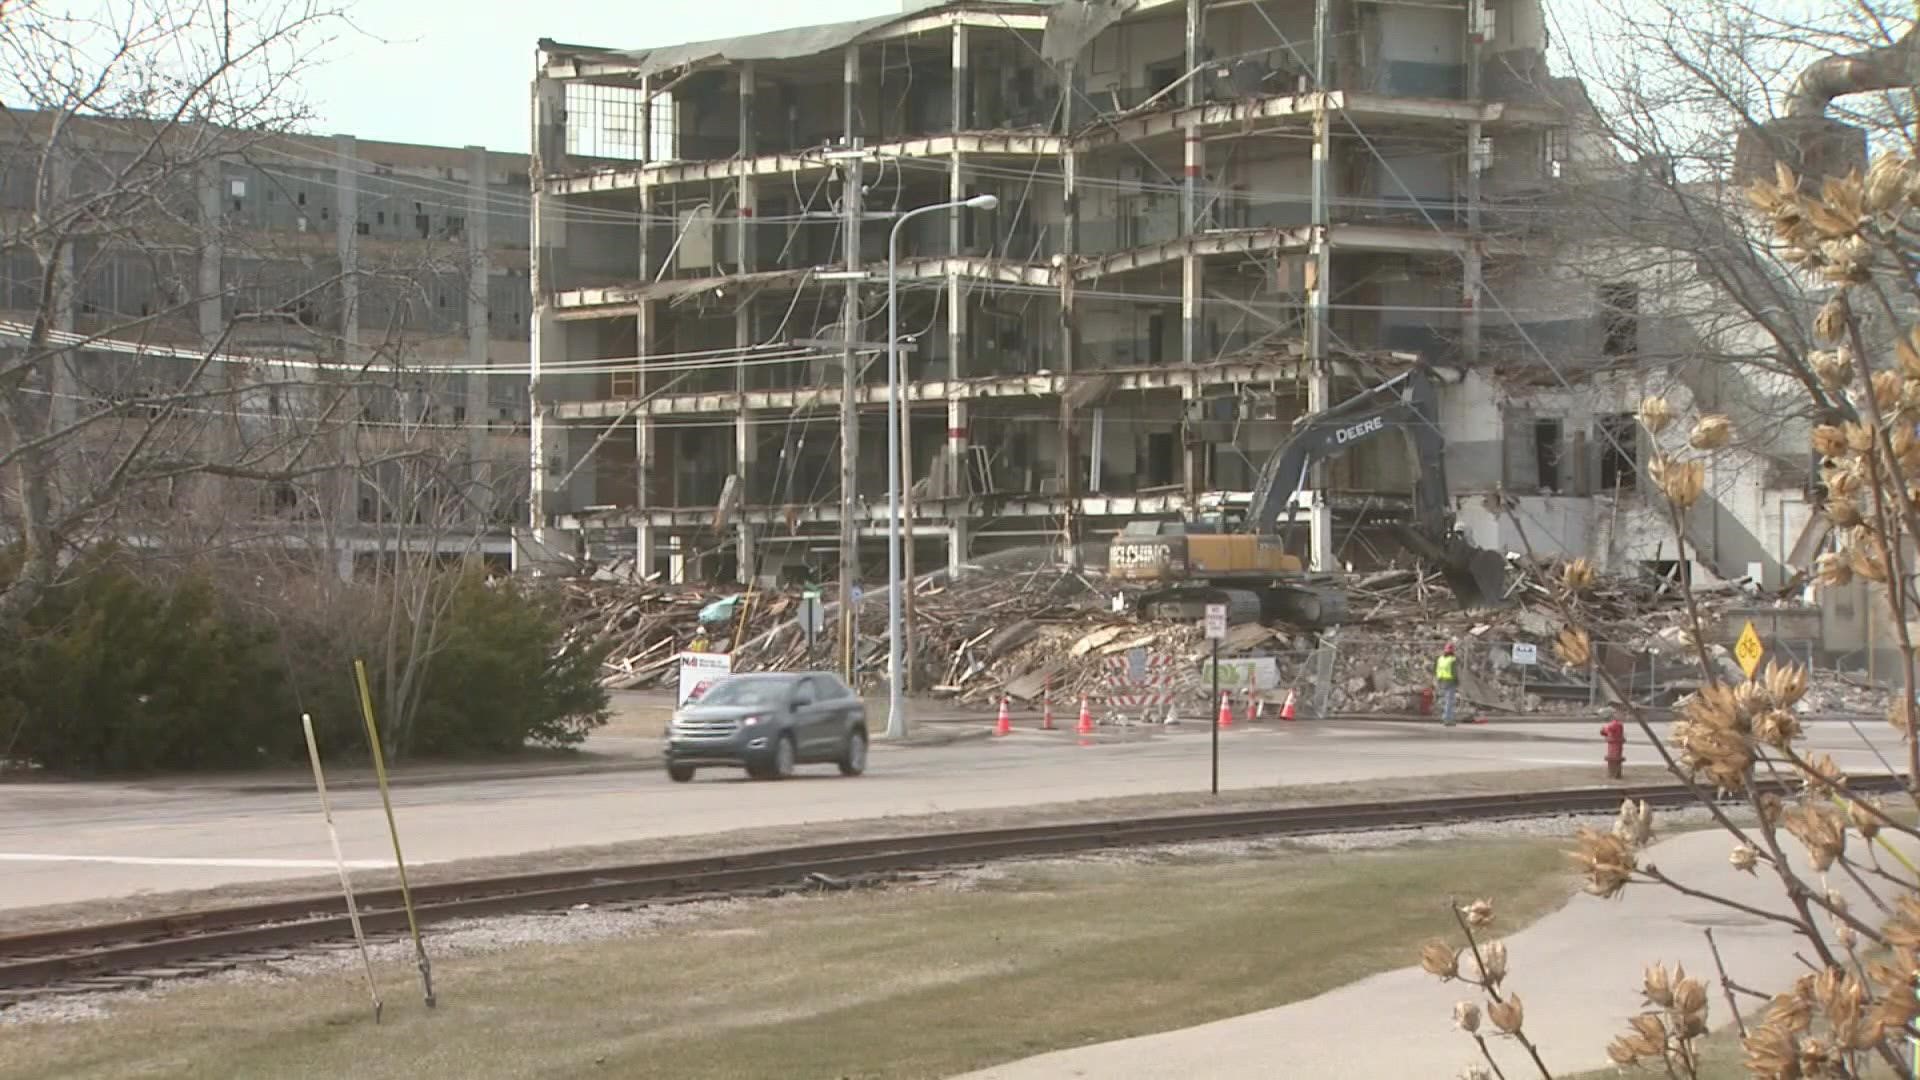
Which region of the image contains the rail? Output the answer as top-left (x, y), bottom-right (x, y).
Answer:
top-left (1, 776), bottom-right (1902, 1003)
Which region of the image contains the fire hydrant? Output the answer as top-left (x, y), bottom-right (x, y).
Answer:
top-left (1600, 713), bottom-right (1627, 780)
top-left (1417, 686), bottom-right (1434, 716)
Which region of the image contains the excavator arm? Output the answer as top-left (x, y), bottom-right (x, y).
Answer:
top-left (1244, 366), bottom-right (1507, 607)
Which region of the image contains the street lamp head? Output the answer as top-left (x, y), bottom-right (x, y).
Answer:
top-left (963, 193), bottom-right (999, 210)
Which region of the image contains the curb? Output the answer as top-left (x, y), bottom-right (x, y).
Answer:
top-left (110, 728), bottom-right (1002, 794)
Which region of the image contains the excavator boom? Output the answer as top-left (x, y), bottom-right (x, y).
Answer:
top-left (1109, 364), bottom-right (1506, 625)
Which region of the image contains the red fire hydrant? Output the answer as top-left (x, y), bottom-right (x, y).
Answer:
top-left (1417, 686), bottom-right (1434, 716)
top-left (1600, 713), bottom-right (1626, 780)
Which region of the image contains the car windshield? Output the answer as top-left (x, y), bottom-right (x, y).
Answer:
top-left (694, 678), bottom-right (786, 707)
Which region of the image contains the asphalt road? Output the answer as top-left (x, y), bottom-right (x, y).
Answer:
top-left (1, 715), bottom-right (1904, 910)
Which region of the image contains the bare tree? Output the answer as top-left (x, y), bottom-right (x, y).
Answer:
top-left (0, 0), bottom-right (419, 629)
top-left (1419, 148), bottom-right (1920, 1080)
top-left (1542, 0), bottom-right (1920, 438)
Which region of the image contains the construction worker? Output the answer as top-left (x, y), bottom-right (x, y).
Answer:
top-left (1600, 711), bottom-right (1627, 780)
top-left (1434, 642), bottom-right (1459, 727)
top-left (688, 630), bottom-right (711, 654)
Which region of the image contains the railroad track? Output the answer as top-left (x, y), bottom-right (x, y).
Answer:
top-left (2, 776), bottom-right (1903, 1006)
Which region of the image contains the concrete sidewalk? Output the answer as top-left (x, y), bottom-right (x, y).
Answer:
top-left (955, 829), bottom-right (1886, 1079)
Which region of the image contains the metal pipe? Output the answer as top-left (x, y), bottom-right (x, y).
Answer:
top-left (1785, 27), bottom-right (1919, 118)
top-left (886, 193), bottom-right (998, 740)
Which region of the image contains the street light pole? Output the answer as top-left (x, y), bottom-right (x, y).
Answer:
top-left (886, 192), bottom-right (998, 740)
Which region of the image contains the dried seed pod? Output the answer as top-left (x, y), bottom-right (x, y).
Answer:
top-left (1421, 940), bottom-right (1460, 980)
top-left (1643, 962), bottom-right (1675, 1007)
top-left (1688, 414), bottom-right (1732, 450)
top-left (1874, 371), bottom-right (1903, 411)
top-left (1844, 420), bottom-right (1877, 453)
top-left (1783, 804), bottom-right (1847, 871)
top-left (1762, 661), bottom-right (1808, 708)
top-left (1488, 995), bottom-right (1525, 1035)
top-left (1850, 536), bottom-right (1889, 583)
top-left (1812, 424), bottom-right (1849, 458)
top-left (1815, 551), bottom-right (1853, 587)
top-left (1825, 495), bottom-right (1862, 528)
top-left (1811, 349), bottom-right (1854, 389)
top-left (1560, 557), bottom-right (1595, 595)
top-left (1866, 153), bottom-right (1910, 212)
top-left (1815, 297), bottom-right (1850, 344)
top-left (1554, 626), bottom-right (1591, 668)
top-left (1476, 941), bottom-right (1509, 986)
top-left (1568, 825), bottom-right (1636, 898)
top-left (1729, 843), bottom-right (1759, 873)
top-left (1637, 395), bottom-right (1675, 436)
top-left (1453, 1000), bottom-right (1481, 1033)
top-left (1460, 898), bottom-right (1494, 929)
top-left (1673, 976), bottom-right (1709, 1018)
top-left (1650, 456), bottom-right (1706, 509)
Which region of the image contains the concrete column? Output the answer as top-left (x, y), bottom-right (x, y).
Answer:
top-left (669, 534), bottom-right (688, 585)
top-left (527, 79), bottom-right (566, 553)
top-left (736, 522), bottom-right (757, 586)
top-left (1462, 3), bottom-right (1484, 369)
top-left (1056, 60), bottom-right (1082, 568)
top-left (948, 515), bottom-right (971, 576)
top-left (1181, 0), bottom-right (1206, 509)
top-left (1306, 106), bottom-right (1335, 571)
top-left (465, 145), bottom-right (492, 479)
top-left (333, 134), bottom-right (362, 532)
top-left (336, 546), bottom-right (356, 582)
top-left (635, 416), bottom-right (656, 575)
top-left (196, 160), bottom-right (224, 349)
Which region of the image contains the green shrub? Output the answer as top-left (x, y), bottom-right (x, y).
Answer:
top-left (0, 553), bottom-right (610, 773)
top-left (403, 573), bottom-right (611, 756)
top-left (0, 551), bottom-right (290, 772)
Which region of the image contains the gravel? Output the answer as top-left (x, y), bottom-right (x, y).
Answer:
top-left (1, 804), bottom-right (1741, 1029)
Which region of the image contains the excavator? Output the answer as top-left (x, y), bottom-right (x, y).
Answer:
top-left (1108, 364), bottom-right (1508, 627)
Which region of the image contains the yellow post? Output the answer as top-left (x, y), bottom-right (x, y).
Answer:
top-left (354, 658), bottom-right (437, 1008)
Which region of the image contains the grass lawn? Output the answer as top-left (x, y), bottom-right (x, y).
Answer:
top-left (2, 837), bottom-right (1574, 1080)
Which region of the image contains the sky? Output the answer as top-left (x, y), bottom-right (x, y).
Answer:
top-left (304, 0), bottom-right (903, 152)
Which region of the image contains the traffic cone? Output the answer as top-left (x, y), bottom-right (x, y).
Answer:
top-left (1041, 692), bottom-right (1055, 731)
top-left (1217, 691), bottom-right (1234, 730)
top-left (1280, 688), bottom-right (1298, 721)
top-left (1076, 695), bottom-right (1095, 735)
top-left (994, 697), bottom-right (1012, 737)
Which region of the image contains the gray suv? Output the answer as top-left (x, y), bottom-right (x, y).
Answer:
top-left (665, 671), bottom-right (868, 782)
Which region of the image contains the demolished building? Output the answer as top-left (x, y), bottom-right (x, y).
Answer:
top-left (525, 0), bottom-right (1889, 669)
top-left (526, 0), bottom-right (1580, 582)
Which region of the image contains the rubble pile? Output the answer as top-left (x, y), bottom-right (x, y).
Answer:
top-left (548, 555), bottom-right (1884, 717)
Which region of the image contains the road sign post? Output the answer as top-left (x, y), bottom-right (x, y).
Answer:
top-left (1204, 604), bottom-right (1227, 795)
top-left (799, 588), bottom-right (824, 649)
top-left (1511, 641), bottom-right (1537, 702)
top-left (1735, 620), bottom-right (1765, 681)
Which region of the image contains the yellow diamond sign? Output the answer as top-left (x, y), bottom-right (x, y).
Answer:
top-left (1734, 620), bottom-right (1765, 680)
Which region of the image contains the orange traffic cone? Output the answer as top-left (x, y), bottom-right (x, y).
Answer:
top-left (1280, 688), bottom-right (1298, 721)
top-left (994, 697), bottom-right (1013, 737)
top-left (1041, 692), bottom-right (1055, 731)
top-left (1076, 695), bottom-right (1095, 735)
top-left (1217, 691), bottom-right (1234, 729)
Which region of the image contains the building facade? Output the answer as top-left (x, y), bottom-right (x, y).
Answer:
top-left (0, 117), bottom-right (533, 570)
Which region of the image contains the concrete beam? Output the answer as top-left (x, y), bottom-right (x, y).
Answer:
top-left (545, 132), bottom-right (1064, 193)
top-left (550, 358), bottom-right (1305, 421)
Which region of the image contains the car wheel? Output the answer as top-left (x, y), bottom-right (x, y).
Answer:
top-left (768, 733), bottom-right (796, 780)
top-left (838, 729), bottom-right (868, 776)
top-left (667, 762), bottom-right (696, 783)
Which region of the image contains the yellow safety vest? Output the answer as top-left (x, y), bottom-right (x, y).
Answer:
top-left (1435, 655), bottom-right (1457, 682)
